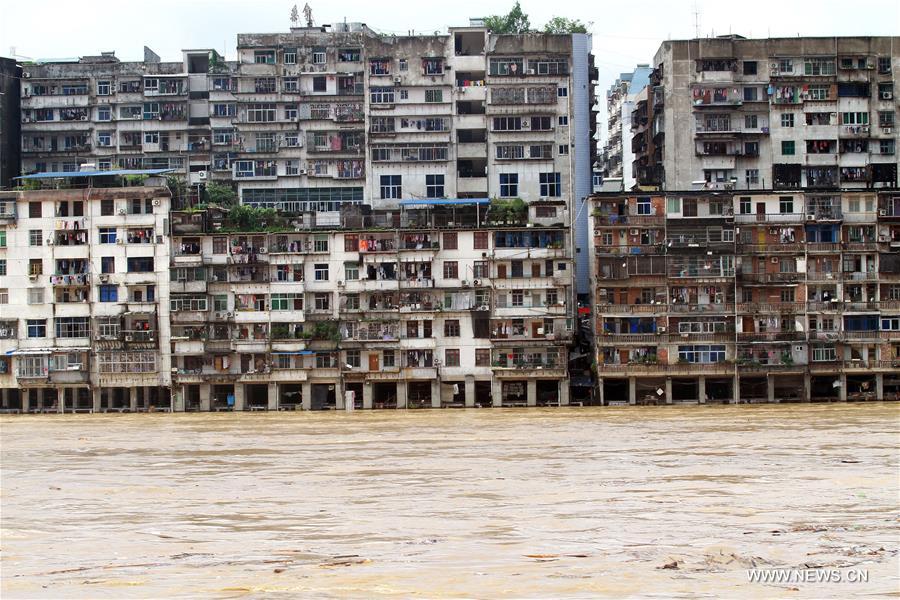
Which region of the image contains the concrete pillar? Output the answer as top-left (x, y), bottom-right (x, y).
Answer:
top-left (839, 373), bottom-right (847, 402)
top-left (268, 382), bottom-right (278, 410)
top-left (665, 378), bottom-right (673, 405)
top-left (128, 387), bottom-right (137, 412)
top-left (559, 379), bottom-right (570, 406)
top-left (464, 376), bottom-right (475, 408)
top-left (767, 376), bottom-right (776, 403)
top-left (21, 389), bottom-right (30, 413)
top-left (875, 374), bottom-right (884, 401)
top-left (431, 379), bottom-right (441, 408)
top-left (803, 374), bottom-right (812, 402)
top-left (733, 373), bottom-right (740, 404)
top-left (36, 388), bottom-right (44, 412)
top-left (199, 384), bottom-right (211, 412)
top-left (335, 382), bottom-right (346, 410)
top-left (172, 386), bottom-right (184, 412)
top-left (301, 381), bottom-right (312, 410)
top-left (0, 388), bottom-right (6, 408)
top-left (396, 381), bottom-right (408, 409)
top-left (628, 377), bottom-right (637, 405)
top-left (92, 387), bottom-right (102, 412)
top-left (526, 379), bottom-right (537, 407)
top-left (233, 384), bottom-right (245, 411)
top-left (492, 378), bottom-right (502, 407)
top-left (363, 383), bottom-right (373, 410)
top-left (598, 379), bottom-right (605, 406)
top-left (56, 387), bottom-right (64, 413)
top-left (698, 376), bottom-right (706, 404)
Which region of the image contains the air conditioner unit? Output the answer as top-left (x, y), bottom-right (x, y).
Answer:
top-left (125, 334), bottom-right (134, 341)
top-left (457, 87), bottom-right (466, 94)
top-left (46, 238), bottom-right (54, 245)
top-left (878, 209), bottom-right (887, 216)
top-left (99, 274), bottom-right (109, 282)
top-left (806, 215), bottom-right (816, 221)
top-left (299, 169), bottom-right (307, 175)
top-left (198, 171), bottom-right (208, 180)
top-left (116, 238), bottom-right (124, 245)
top-left (882, 92), bottom-right (893, 100)
top-left (29, 274), bottom-right (38, 281)
top-left (771, 257), bottom-right (779, 264)
top-left (461, 280), bottom-right (469, 286)
top-left (118, 208), bottom-right (126, 215)
top-left (225, 311), bottom-right (234, 317)
top-left (883, 127), bottom-right (893, 134)
top-left (657, 326), bottom-right (666, 334)
top-left (215, 311), bottom-right (224, 318)
top-left (878, 235), bottom-right (889, 242)
top-left (472, 279), bottom-right (480, 286)
top-left (393, 76), bottom-right (402, 84)
top-left (337, 280), bottom-right (345, 286)
top-left (630, 229), bottom-right (639, 236)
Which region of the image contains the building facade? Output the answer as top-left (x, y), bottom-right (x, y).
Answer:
top-left (0, 57), bottom-right (22, 189)
top-left (644, 36), bottom-right (898, 191)
top-left (600, 65), bottom-right (651, 188)
top-left (0, 180), bottom-right (172, 411)
top-left (589, 189), bottom-right (900, 404)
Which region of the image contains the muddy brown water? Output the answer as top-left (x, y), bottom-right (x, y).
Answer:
top-left (2, 404), bottom-right (898, 598)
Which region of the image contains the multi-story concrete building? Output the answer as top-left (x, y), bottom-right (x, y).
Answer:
top-left (0, 57), bottom-right (22, 189)
top-left (16, 20), bottom-right (597, 295)
top-left (589, 189), bottom-right (900, 404)
top-left (0, 172), bottom-right (172, 411)
top-left (601, 65), bottom-right (651, 187)
top-left (643, 36), bottom-right (898, 191)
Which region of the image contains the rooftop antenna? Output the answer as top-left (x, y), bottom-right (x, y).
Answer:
top-left (290, 4), bottom-right (299, 27)
top-left (693, 1), bottom-right (701, 39)
top-left (303, 3), bottom-right (314, 27)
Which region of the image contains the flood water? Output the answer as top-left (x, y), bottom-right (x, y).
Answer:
top-left (2, 404), bottom-right (898, 599)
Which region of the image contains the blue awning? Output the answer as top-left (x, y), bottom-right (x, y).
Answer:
top-left (399, 198), bottom-right (489, 207)
top-left (15, 168), bottom-right (174, 180)
top-left (271, 351), bottom-right (314, 355)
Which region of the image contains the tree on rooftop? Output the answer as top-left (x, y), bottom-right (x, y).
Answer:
top-left (203, 181), bottom-right (237, 207)
top-left (543, 16), bottom-right (590, 34)
top-left (483, 2), bottom-right (532, 34)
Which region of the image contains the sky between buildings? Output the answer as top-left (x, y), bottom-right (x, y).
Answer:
top-left (1, 0), bottom-right (898, 143)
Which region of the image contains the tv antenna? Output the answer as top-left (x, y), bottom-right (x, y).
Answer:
top-left (693, 1), bottom-right (701, 39)
top-left (290, 4), bottom-right (299, 26)
top-left (303, 3), bottom-right (314, 27)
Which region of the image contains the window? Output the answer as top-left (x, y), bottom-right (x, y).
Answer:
top-left (314, 236), bottom-right (329, 252)
top-left (444, 319), bottom-right (460, 337)
top-left (558, 115), bottom-right (568, 126)
top-left (807, 85), bottom-right (830, 101)
top-left (345, 263), bottom-right (359, 281)
top-left (99, 227), bottom-right (117, 244)
top-left (531, 116), bottom-right (552, 130)
top-left (813, 347), bottom-right (837, 362)
top-left (474, 231), bottom-right (489, 250)
top-left (312, 48), bottom-right (326, 64)
top-left (29, 259), bottom-right (42, 275)
top-left (99, 285), bottom-right (118, 302)
top-left (435, 232), bottom-right (456, 252)
top-left (558, 144), bottom-right (569, 155)
top-left (127, 257), bottom-right (154, 272)
top-left (314, 293), bottom-right (330, 312)
top-left (247, 103), bottom-right (276, 122)
top-left (489, 57), bottom-right (524, 76)
top-left (539, 172), bottom-right (561, 197)
top-left (0, 230), bottom-right (4, 247)
top-left (314, 263), bottom-right (329, 281)
top-left (0, 288), bottom-right (7, 304)
top-left (840, 111), bottom-right (868, 125)
top-left (667, 197), bottom-right (681, 214)
top-left (425, 89), bottom-right (443, 103)
top-left (29, 230), bottom-right (42, 246)
top-left (743, 87), bottom-right (758, 101)
top-left (97, 131), bottom-right (112, 147)
top-left (557, 87), bottom-right (568, 97)
top-left (743, 61), bottom-right (757, 75)
top-left (27, 319), bottom-right (47, 338)
top-left (101, 256), bottom-right (115, 273)
top-left (779, 196), bottom-right (794, 214)
top-left (370, 87), bottom-right (395, 104)
top-left (255, 77), bottom-right (276, 93)
top-left (312, 76), bottom-right (326, 92)
top-left (682, 198), bottom-right (698, 217)
top-left (426, 174), bottom-right (445, 198)
top-left (880, 140), bottom-right (895, 155)
top-left (284, 50), bottom-right (297, 64)
top-left (27, 288), bottom-right (44, 304)
top-left (493, 116), bottom-right (522, 131)
top-left (144, 132), bottom-right (159, 144)
top-left (370, 59), bottom-right (391, 75)
top-left (254, 50), bottom-right (275, 64)
top-left (444, 349), bottom-right (460, 367)
top-left (475, 348), bottom-right (491, 367)
top-left (636, 197), bottom-right (651, 215)
top-left (97, 106), bottom-right (111, 121)
top-left (678, 344), bottom-right (726, 363)
top-left (781, 141), bottom-right (795, 155)
top-left (0, 259), bottom-right (5, 276)
top-left (29, 202), bottom-right (42, 218)
top-left (443, 261), bottom-right (459, 279)
top-left (212, 103), bottom-right (237, 117)
top-left (745, 170), bottom-right (759, 185)
top-left (781, 113), bottom-right (795, 127)
top-left (879, 111), bottom-right (895, 128)
top-left (380, 175), bottom-right (401, 199)
top-left (500, 173), bottom-right (518, 197)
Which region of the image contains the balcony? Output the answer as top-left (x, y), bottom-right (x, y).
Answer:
top-left (50, 273), bottom-right (89, 286)
top-left (734, 212), bottom-right (805, 223)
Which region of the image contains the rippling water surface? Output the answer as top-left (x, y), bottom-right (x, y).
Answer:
top-left (2, 404), bottom-right (899, 598)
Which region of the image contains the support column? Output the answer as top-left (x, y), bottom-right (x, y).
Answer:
top-left (363, 383), bottom-right (373, 410)
top-left (665, 378), bottom-right (673, 405)
top-left (839, 373), bottom-right (847, 401)
top-left (767, 376), bottom-right (776, 403)
top-left (233, 384), bottom-right (245, 411)
top-left (559, 379), bottom-right (570, 406)
top-left (526, 379), bottom-right (537, 407)
top-left (301, 381), bottom-right (312, 411)
top-left (875, 373), bottom-right (884, 401)
top-left (733, 373), bottom-right (740, 404)
top-left (0, 388), bottom-right (6, 409)
top-left (21, 389), bottom-right (31, 413)
top-left (698, 376), bottom-right (706, 404)
top-left (129, 387), bottom-right (137, 412)
top-left (92, 387), bottom-right (102, 412)
top-left (268, 382), bottom-right (278, 411)
top-left (628, 377), bottom-right (637, 405)
top-left (431, 379), bottom-right (441, 408)
top-left (803, 374), bottom-right (812, 402)
top-left (335, 382), bottom-right (346, 410)
top-left (58, 387), bottom-right (66, 414)
top-left (464, 376), bottom-right (475, 408)
top-left (492, 378), bottom-right (502, 407)
top-left (396, 380), bottom-right (408, 409)
top-left (199, 384), bottom-right (211, 412)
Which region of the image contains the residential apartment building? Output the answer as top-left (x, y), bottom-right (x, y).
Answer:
top-left (641, 36), bottom-right (898, 191)
top-left (0, 57), bottom-right (22, 188)
top-left (589, 190), bottom-right (900, 405)
top-left (600, 65), bottom-right (651, 187)
top-left (0, 175), bottom-right (172, 411)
